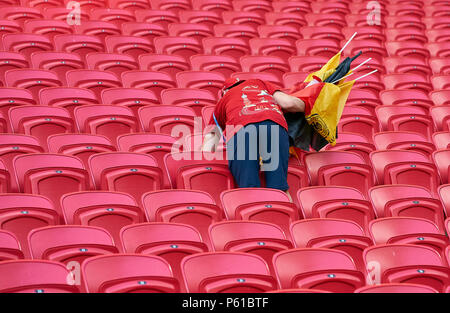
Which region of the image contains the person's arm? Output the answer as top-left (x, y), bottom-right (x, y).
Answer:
top-left (201, 125), bottom-right (221, 152)
top-left (273, 90), bottom-right (306, 113)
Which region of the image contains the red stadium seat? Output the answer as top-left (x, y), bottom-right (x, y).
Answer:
top-left (85, 53), bottom-right (138, 77)
top-left (431, 106), bottom-right (450, 132)
top-left (430, 90), bottom-right (450, 106)
top-left (373, 131), bottom-right (436, 158)
top-left (380, 89), bottom-right (432, 112)
top-left (432, 149), bottom-right (450, 184)
top-left (0, 134), bottom-right (43, 192)
top-left (265, 12), bottom-right (307, 29)
top-left (192, 0), bottom-right (232, 13)
top-left (138, 54), bottom-right (190, 79)
top-left (426, 29), bottom-right (450, 42)
top-left (257, 25), bottom-right (302, 44)
top-left (283, 72), bottom-right (309, 88)
top-left (423, 16), bottom-right (450, 30)
top-left (239, 55), bottom-right (290, 81)
top-left (5, 69), bottom-right (60, 100)
top-left (385, 27), bottom-right (426, 44)
top-left (121, 22), bottom-right (168, 41)
top-left (0, 260), bottom-right (79, 293)
top-left (13, 153), bottom-right (90, 215)
top-left (153, 36), bottom-right (202, 60)
top-left (324, 132), bottom-right (375, 164)
top-left (203, 37), bottom-right (250, 60)
top-left (74, 21), bottom-right (121, 41)
top-left (8, 106), bottom-right (73, 150)
top-left (0, 194), bottom-right (59, 258)
top-left (0, 159), bottom-right (10, 193)
top-left (142, 189), bottom-right (222, 248)
top-left (47, 133), bottom-right (115, 170)
top-left (433, 132), bottom-right (450, 150)
top-left (311, 1), bottom-right (349, 15)
top-left (120, 222), bottom-right (208, 292)
top-left (272, 1), bottom-right (311, 14)
top-left (107, 0), bottom-right (151, 10)
top-left (121, 70), bottom-right (175, 100)
top-left (43, 7), bottom-right (90, 21)
top-left (0, 52), bottom-right (28, 86)
top-left (101, 88), bottom-right (159, 116)
top-left (39, 87), bottom-right (98, 116)
top-left (288, 55), bottom-right (329, 73)
top-left (304, 13), bottom-right (346, 29)
top-left (66, 70), bottom-right (122, 100)
top-left (178, 10), bottom-right (223, 26)
top-left (68, 0), bottom-right (106, 11)
top-left (30, 52), bottom-right (84, 85)
top-left (352, 71), bottom-right (384, 96)
top-left (23, 19), bottom-right (72, 39)
top-left (432, 75), bottom-right (450, 91)
top-left (0, 20), bottom-right (22, 36)
top-left (0, 88), bottom-right (35, 127)
top-left (439, 185), bottom-right (450, 218)
top-left (209, 220), bottom-right (292, 275)
top-left (151, 0), bottom-right (191, 12)
top-left (385, 41), bottom-right (430, 61)
top-left (190, 54), bottom-right (240, 79)
top-left (384, 57), bottom-right (431, 79)
top-left (82, 254), bottom-right (179, 293)
top-left (355, 283), bottom-right (438, 293)
top-left (89, 8), bottom-right (135, 27)
top-left (363, 244), bottom-right (450, 292)
top-left (176, 71), bottom-right (225, 96)
top-left (138, 105), bottom-right (197, 136)
top-left (222, 11), bottom-right (264, 28)
top-left (0, 6), bottom-right (44, 24)
top-left (296, 186), bottom-right (374, 232)
top-left (214, 24), bottom-right (258, 41)
top-left (383, 73), bottom-right (432, 93)
top-left (345, 89), bottom-right (380, 114)
top-left (231, 72), bottom-right (283, 88)
top-left (0, 230), bottom-right (23, 261)
top-left (160, 88), bottom-right (217, 115)
top-left (304, 151), bottom-right (375, 197)
top-left (369, 185), bottom-right (444, 230)
top-left (248, 38), bottom-right (296, 61)
top-left (168, 23), bottom-right (214, 41)
top-left (273, 248), bottom-right (365, 292)
top-left (134, 10), bottom-right (179, 27)
top-left (296, 39), bottom-right (339, 58)
top-left (430, 58), bottom-right (450, 75)
top-left (232, 0), bottom-right (271, 14)
top-left (220, 188), bottom-right (298, 238)
top-left (290, 219), bottom-right (373, 274)
top-left (53, 34), bottom-right (105, 60)
top-left (74, 105), bottom-right (138, 143)
top-left (369, 217), bottom-right (448, 258)
top-left (104, 35), bottom-right (153, 60)
top-left (301, 26), bottom-right (345, 45)
top-left (385, 15), bottom-right (425, 30)
top-left (181, 252), bottom-right (276, 293)
top-left (61, 191), bottom-right (144, 246)
top-left (376, 106), bottom-right (434, 140)
top-left (342, 39), bottom-right (386, 62)
top-left (342, 26), bottom-right (385, 43)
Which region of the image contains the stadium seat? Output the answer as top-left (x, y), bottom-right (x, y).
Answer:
top-left (304, 12), bottom-right (346, 29)
top-left (273, 248), bottom-right (366, 292)
top-left (432, 149), bottom-right (450, 184)
top-left (192, 0), bottom-right (233, 13)
top-left (363, 244), bottom-right (450, 292)
top-left (0, 6), bottom-right (44, 25)
top-left (239, 55), bottom-right (290, 81)
top-left (373, 131), bottom-right (436, 158)
top-left (384, 57), bottom-right (431, 80)
top-left (385, 15), bottom-right (425, 30)
top-left (433, 132), bottom-right (450, 150)
top-left (23, 19), bottom-right (72, 39)
top-left (0, 134), bottom-right (43, 192)
top-left (440, 185), bottom-right (450, 218)
top-left (304, 151), bottom-right (375, 197)
top-left (138, 105), bottom-right (197, 136)
top-left (222, 11), bottom-right (264, 28)
top-left (209, 220), bottom-right (292, 275)
top-left (160, 88), bottom-right (217, 116)
top-left (380, 89), bottom-right (432, 112)
top-left (0, 260), bottom-right (79, 293)
top-left (121, 70), bottom-right (175, 100)
top-left (352, 71), bottom-right (385, 96)
top-left (66, 70), bottom-right (122, 100)
top-left (324, 132), bottom-right (375, 165)
top-left (30, 52), bottom-right (84, 85)
top-left (116, 133), bottom-right (176, 188)
top-left (120, 222), bottom-right (208, 292)
top-left (355, 283), bottom-right (438, 293)
top-left (89, 8), bottom-right (135, 27)
top-left (178, 10), bottom-right (223, 26)
top-left (74, 21), bottom-right (121, 42)
top-left (168, 23), bottom-right (214, 41)
top-left (0, 20), bottom-right (22, 36)
top-left (69, 0), bottom-right (106, 11)
top-left (134, 10), bottom-right (179, 27)
top-left (74, 105), bottom-right (139, 143)
top-left (154, 36), bottom-right (202, 60)
top-left (202, 37), bottom-right (250, 60)
top-left (431, 106), bottom-right (450, 132)
top-left (151, 0), bottom-right (191, 12)
top-left (60, 191), bottom-right (144, 247)
top-left (0, 194), bottom-right (60, 258)
top-left (376, 106), bottom-right (434, 140)
top-left (47, 133), bottom-right (115, 171)
top-left (295, 39), bottom-right (339, 58)
top-left (272, 1), bottom-right (311, 14)
top-left (370, 150), bottom-right (440, 196)
top-left (142, 189), bottom-right (222, 249)
top-left (190, 54), bottom-right (240, 80)
top-left (213, 24), bottom-right (258, 41)
top-left (290, 219), bottom-right (373, 274)
top-left (296, 186), bottom-right (374, 232)
top-left (0, 52), bottom-right (28, 86)
top-left (427, 42), bottom-right (450, 58)
top-left (300, 26), bottom-right (345, 45)
top-left (311, 1), bottom-right (349, 15)
top-left (383, 73), bottom-right (432, 94)
top-left (432, 75), bottom-right (450, 91)
top-left (43, 7), bottom-right (90, 21)
top-left (248, 38), bottom-right (296, 61)
top-left (108, 0), bottom-right (151, 10)
top-left (39, 87), bottom-right (98, 116)
top-left (8, 105), bottom-right (73, 151)
top-left (181, 252), bottom-right (276, 292)
top-left (176, 71), bottom-right (226, 96)
top-left (232, 0), bottom-right (272, 15)
top-left (369, 217), bottom-right (448, 258)
top-left (430, 90), bottom-right (450, 107)
top-left (138, 54), bottom-right (190, 79)
top-left (369, 185), bottom-right (445, 230)
top-left (121, 22), bottom-right (168, 41)
top-left (85, 52), bottom-right (138, 77)
top-left (231, 71), bottom-right (283, 87)
top-left (101, 88), bottom-right (159, 116)
top-left (342, 26), bottom-right (385, 43)
top-left (0, 230), bottom-right (23, 261)
top-left (0, 88), bottom-right (36, 126)
top-left (385, 41), bottom-right (430, 61)
top-left (53, 34), bottom-right (105, 61)
top-left (0, 159), bottom-right (9, 193)
top-left (344, 89), bottom-right (380, 114)
top-left (287, 55), bottom-right (329, 73)
top-left (338, 106), bottom-right (379, 143)
top-left (430, 58), bottom-right (450, 75)
top-left (264, 12), bottom-right (307, 29)
top-left (82, 254), bottom-right (179, 293)
top-left (104, 35), bottom-right (153, 60)
top-left (5, 69), bottom-right (60, 101)
top-left (220, 188), bottom-right (299, 238)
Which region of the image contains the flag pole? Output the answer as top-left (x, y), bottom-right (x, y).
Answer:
top-left (350, 58), bottom-right (372, 72)
top-left (330, 66), bottom-right (377, 84)
top-left (338, 32), bottom-right (358, 54)
top-left (354, 69), bottom-right (378, 82)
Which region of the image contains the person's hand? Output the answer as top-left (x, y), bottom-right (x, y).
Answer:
top-left (273, 91), bottom-right (306, 113)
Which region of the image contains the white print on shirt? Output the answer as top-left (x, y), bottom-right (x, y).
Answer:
top-left (240, 90), bottom-right (283, 116)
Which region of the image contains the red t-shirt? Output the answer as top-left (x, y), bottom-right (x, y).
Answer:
top-left (210, 79), bottom-right (288, 141)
